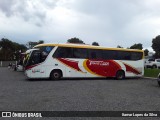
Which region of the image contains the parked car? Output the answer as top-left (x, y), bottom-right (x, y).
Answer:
top-left (144, 59), bottom-right (160, 69)
top-left (16, 60), bottom-right (24, 72)
top-left (158, 73), bottom-right (160, 87)
top-left (16, 65), bottom-right (23, 71)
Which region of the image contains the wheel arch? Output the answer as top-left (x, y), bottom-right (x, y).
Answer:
top-left (115, 69), bottom-right (125, 79)
top-left (152, 64), bottom-right (157, 66)
top-left (50, 69), bottom-right (63, 78)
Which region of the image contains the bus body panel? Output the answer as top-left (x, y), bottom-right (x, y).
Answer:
top-left (24, 43), bottom-right (144, 79)
top-left (25, 59), bottom-right (144, 79)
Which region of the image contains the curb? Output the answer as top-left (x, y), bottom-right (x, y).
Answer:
top-left (143, 77), bottom-right (157, 80)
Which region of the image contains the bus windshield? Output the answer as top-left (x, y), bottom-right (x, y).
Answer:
top-left (24, 46), bottom-right (54, 69)
top-left (25, 50), bottom-right (47, 67)
top-left (34, 46), bottom-right (54, 55)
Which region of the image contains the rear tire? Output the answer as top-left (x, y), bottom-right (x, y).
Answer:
top-left (116, 70), bottom-right (125, 80)
top-left (152, 65), bottom-right (157, 69)
top-left (50, 70), bottom-right (62, 80)
top-left (158, 81), bottom-right (160, 87)
top-left (158, 75), bottom-right (160, 87)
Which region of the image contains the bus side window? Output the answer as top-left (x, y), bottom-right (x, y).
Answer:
top-left (73, 48), bottom-right (88, 58)
top-left (103, 50), bottom-right (117, 60)
top-left (91, 52), bottom-right (96, 59)
top-left (53, 47), bottom-right (73, 58)
top-left (88, 49), bottom-right (103, 59)
top-left (117, 51), bottom-right (131, 60)
top-left (131, 52), bottom-right (143, 60)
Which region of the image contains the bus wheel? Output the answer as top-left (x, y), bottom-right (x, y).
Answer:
top-left (50, 70), bottom-right (62, 80)
top-left (158, 81), bottom-right (160, 87)
top-left (158, 75), bottom-right (160, 87)
top-left (116, 70), bottom-right (125, 80)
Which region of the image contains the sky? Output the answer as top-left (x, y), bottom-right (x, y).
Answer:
top-left (0, 0), bottom-right (160, 52)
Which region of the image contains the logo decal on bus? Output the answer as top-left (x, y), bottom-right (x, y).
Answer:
top-left (83, 60), bottom-right (122, 77)
top-left (89, 60), bottom-right (109, 66)
top-left (32, 69), bottom-right (40, 73)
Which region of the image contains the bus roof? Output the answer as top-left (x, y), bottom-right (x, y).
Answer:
top-left (34, 43), bottom-right (144, 52)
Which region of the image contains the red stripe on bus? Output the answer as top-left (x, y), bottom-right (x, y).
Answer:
top-left (25, 64), bottom-right (40, 70)
top-left (57, 58), bottom-right (82, 72)
top-left (123, 63), bottom-right (141, 75)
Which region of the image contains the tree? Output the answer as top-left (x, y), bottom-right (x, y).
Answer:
top-left (129, 43), bottom-right (143, 50)
top-left (67, 37), bottom-right (85, 44)
top-left (27, 42), bottom-right (37, 49)
top-left (117, 45), bottom-right (123, 48)
top-left (144, 49), bottom-right (149, 56)
top-left (0, 38), bottom-right (27, 60)
top-left (152, 35), bottom-right (160, 58)
top-left (27, 40), bottom-right (44, 49)
top-left (92, 42), bottom-right (99, 46)
top-left (38, 40), bottom-right (44, 44)
top-left (0, 38), bottom-right (12, 60)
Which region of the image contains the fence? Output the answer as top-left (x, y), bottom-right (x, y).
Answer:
top-left (0, 61), bottom-right (17, 67)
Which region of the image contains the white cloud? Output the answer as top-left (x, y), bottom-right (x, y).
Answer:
top-left (0, 0), bottom-right (160, 52)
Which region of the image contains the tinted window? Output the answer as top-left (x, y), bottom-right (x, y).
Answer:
top-left (53, 47), bottom-right (73, 58)
top-left (156, 60), bottom-right (160, 62)
top-left (117, 51), bottom-right (131, 60)
top-left (35, 46), bottom-right (54, 61)
top-left (89, 49), bottom-right (103, 59)
top-left (35, 46), bottom-right (54, 54)
top-left (130, 52), bottom-right (143, 60)
top-left (102, 50), bottom-right (117, 59)
top-left (73, 48), bottom-right (88, 58)
top-left (148, 59), bottom-right (155, 61)
top-left (28, 51), bottom-right (42, 66)
top-left (102, 50), bottom-right (142, 60)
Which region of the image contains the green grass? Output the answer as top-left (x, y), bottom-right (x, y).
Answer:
top-left (144, 68), bottom-right (160, 78)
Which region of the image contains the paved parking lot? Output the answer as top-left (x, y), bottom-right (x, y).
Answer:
top-left (0, 67), bottom-right (160, 119)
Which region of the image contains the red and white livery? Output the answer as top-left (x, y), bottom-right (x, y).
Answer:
top-left (24, 43), bottom-right (144, 80)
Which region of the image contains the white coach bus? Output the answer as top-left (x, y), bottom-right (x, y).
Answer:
top-left (24, 43), bottom-right (144, 80)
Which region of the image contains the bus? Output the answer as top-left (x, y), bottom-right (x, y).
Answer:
top-left (24, 43), bottom-right (144, 80)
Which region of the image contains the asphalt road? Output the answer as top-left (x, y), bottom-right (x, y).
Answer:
top-left (0, 67), bottom-right (160, 119)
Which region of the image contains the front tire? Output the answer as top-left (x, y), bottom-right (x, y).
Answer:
top-left (50, 70), bottom-right (62, 80)
top-left (116, 70), bottom-right (125, 80)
